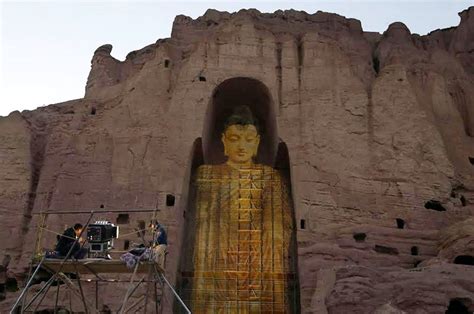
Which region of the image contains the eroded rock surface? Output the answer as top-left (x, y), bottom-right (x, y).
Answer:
top-left (1, 6), bottom-right (474, 313)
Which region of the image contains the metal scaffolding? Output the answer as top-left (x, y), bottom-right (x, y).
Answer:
top-left (10, 210), bottom-right (190, 314)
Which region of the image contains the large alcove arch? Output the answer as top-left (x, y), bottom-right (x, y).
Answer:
top-left (202, 77), bottom-right (279, 166)
top-left (176, 77), bottom-right (300, 313)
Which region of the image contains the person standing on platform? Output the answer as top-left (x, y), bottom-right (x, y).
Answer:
top-left (150, 220), bottom-right (167, 268)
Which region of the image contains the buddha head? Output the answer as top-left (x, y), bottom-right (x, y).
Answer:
top-left (222, 105), bottom-right (260, 166)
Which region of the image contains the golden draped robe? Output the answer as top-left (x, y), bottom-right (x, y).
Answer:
top-left (182, 163), bottom-right (295, 313)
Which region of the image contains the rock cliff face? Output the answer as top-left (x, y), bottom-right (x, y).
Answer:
top-left (1, 7), bottom-right (474, 313)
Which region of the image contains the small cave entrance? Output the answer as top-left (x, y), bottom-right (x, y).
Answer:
top-left (396, 218), bottom-right (405, 229)
top-left (353, 233), bottom-right (367, 242)
top-left (453, 255), bottom-right (474, 266)
top-left (446, 298), bottom-right (471, 314)
top-left (166, 194), bottom-right (176, 207)
top-left (5, 277), bottom-right (18, 292)
top-left (424, 200), bottom-right (446, 211)
top-left (177, 77), bottom-right (300, 312)
top-left (123, 240), bottom-right (130, 250)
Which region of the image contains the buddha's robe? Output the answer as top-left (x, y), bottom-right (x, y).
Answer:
top-left (184, 163), bottom-right (295, 313)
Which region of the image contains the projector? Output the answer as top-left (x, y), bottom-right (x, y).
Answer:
top-left (87, 221), bottom-right (119, 257)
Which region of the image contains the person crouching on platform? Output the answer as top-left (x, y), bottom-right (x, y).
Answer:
top-left (150, 220), bottom-right (167, 268)
top-left (55, 223), bottom-right (88, 259)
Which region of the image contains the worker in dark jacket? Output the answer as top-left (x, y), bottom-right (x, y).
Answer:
top-left (55, 223), bottom-right (87, 259)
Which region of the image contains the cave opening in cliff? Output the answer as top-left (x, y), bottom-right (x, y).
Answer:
top-left (123, 239), bottom-right (130, 250)
top-left (446, 298), bottom-right (471, 314)
top-left (166, 194), bottom-right (176, 206)
top-left (396, 218), bottom-right (405, 229)
top-left (453, 255), bottom-right (474, 265)
top-left (353, 233), bottom-right (367, 242)
top-left (177, 77), bottom-right (300, 313)
top-left (5, 278), bottom-right (18, 292)
top-left (424, 200), bottom-right (446, 211)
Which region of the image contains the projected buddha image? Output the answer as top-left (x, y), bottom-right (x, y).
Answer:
top-left (181, 105), bottom-right (297, 313)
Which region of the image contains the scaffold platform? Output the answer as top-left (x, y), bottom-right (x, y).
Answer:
top-left (10, 210), bottom-right (191, 314)
top-left (40, 258), bottom-right (164, 275)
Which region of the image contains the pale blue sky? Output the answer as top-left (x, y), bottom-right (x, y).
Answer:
top-left (1, 0), bottom-right (472, 117)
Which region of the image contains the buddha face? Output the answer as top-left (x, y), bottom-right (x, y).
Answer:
top-left (222, 124), bottom-right (260, 165)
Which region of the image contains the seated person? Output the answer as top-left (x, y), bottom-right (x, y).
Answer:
top-left (55, 223), bottom-right (88, 259)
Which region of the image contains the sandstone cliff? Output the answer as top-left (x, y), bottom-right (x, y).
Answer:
top-left (1, 7), bottom-right (473, 313)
